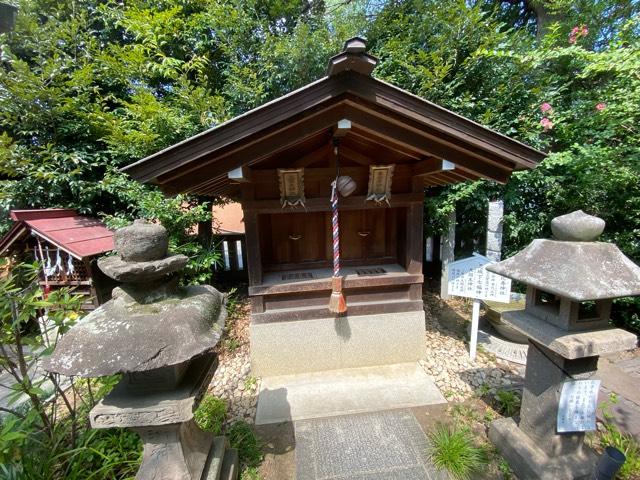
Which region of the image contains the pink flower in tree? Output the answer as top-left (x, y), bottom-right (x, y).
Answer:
top-left (540, 102), bottom-right (553, 113)
top-left (595, 102), bottom-right (606, 111)
top-left (540, 117), bottom-right (553, 132)
top-left (569, 25), bottom-right (589, 44)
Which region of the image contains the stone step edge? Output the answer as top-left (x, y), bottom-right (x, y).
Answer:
top-left (202, 436), bottom-right (226, 480)
top-left (219, 448), bottom-right (239, 480)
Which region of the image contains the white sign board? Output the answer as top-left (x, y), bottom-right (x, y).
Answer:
top-left (446, 253), bottom-right (512, 360)
top-left (447, 253), bottom-right (511, 303)
top-left (557, 380), bottom-right (601, 433)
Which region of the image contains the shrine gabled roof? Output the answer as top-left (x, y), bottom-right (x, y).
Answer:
top-left (0, 209), bottom-right (114, 260)
top-left (122, 37), bottom-right (546, 197)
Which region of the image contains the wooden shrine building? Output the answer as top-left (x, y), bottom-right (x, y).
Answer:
top-left (124, 38), bottom-right (545, 376)
top-left (0, 209), bottom-right (115, 311)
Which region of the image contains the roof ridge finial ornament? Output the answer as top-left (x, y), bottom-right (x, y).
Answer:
top-left (550, 210), bottom-right (605, 242)
top-left (343, 36), bottom-right (367, 53)
top-left (327, 36), bottom-right (378, 77)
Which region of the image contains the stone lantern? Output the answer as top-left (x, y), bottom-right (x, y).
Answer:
top-left (44, 220), bottom-right (238, 480)
top-left (486, 210), bottom-right (639, 479)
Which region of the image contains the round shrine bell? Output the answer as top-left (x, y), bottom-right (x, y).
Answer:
top-left (336, 175), bottom-right (356, 197)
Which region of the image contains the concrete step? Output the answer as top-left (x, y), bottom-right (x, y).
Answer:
top-left (256, 362), bottom-right (446, 425)
top-left (219, 448), bottom-right (239, 480)
top-left (202, 436), bottom-right (226, 480)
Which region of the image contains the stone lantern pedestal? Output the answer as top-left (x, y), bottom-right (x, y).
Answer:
top-left (45, 220), bottom-right (238, 480)
top-left (486, 211), bottom-right (639, 480)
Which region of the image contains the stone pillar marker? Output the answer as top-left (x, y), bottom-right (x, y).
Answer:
top-left (44, 220), bottom-right (238, 480)
top-left (440, 210), bottom-right (456, 299)
top-left (486, 210), bottom-right (639, 480)
top-left (485, 199), bottom-right (503, 262)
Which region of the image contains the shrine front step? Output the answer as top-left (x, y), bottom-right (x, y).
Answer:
top-left (250, 310), bottom-right (427, 377)
top-left (255, 362), bottom-right (446, 425)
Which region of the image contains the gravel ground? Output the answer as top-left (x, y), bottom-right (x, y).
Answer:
top-left (208, 295), bottom-right (260, 426)
top-left (208, 288), bottom-right (525, 423)
top-left (420, 291), bottom-right (524, 403)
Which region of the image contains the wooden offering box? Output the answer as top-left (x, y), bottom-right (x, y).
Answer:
top-left (123, 38), bottom-right (544, 375)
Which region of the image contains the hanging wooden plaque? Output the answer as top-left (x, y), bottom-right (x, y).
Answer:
top-left (278, 168), bottom-right (306, 208)
top-left (366, 165), bottom-right (394, 205)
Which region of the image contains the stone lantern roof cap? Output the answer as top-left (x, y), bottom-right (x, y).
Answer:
top-left (43, 219), bottom-right (227, 377)
top-left (43, 284), bottom-right (226, 377)
top-left (486, 211), bottom-right (640, 301)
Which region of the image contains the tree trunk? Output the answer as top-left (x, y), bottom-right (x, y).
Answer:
top-left (525, 0), bottom-right (564, 39)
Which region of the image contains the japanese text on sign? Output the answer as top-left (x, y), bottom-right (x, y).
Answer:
top-left (557, 380), bottom-right (601, 433)
top-left (447, 253), bottom-right (511, 302)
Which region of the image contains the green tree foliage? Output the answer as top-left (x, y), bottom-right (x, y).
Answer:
top-left (0, 0), bottom-right (365, 283)
top-left (368, 0), bottom-right (640, 330)
top-left (1, 0), bottom-right (638, 323)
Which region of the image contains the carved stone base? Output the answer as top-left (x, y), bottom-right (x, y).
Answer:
top-left (490, 417), bottom-right (596, 480)
top-left (88, 354), bottom-right (239, 479)
top-left (133, 420), bottom-right (213, 480)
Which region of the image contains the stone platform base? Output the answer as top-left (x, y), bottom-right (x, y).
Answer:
top-left (489, 418), bottom-right (597, 480)
top-left (255, 362), bottom-right (445, 425)
top-left (250, 310), bottom-right (427, 377)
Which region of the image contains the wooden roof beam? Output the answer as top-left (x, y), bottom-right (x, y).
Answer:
top-left (342, 104), bottom-right (513, 183)
top-left (290, 142), bottom-right (333, 168)
top-left (339, 145), bottom-right (375, 166)
top-left (344, 74), bottom-right (545, 168)
top-left (124, 77), bottom-right (348, 182)
top-left (413, 158), bottom-right (446, 176)
top-left (158, 103), bottom-right (348, 194)
top-left (345, 99), bottom-right (515, 173)
top-left (348, 128), bottom-right (423, 159)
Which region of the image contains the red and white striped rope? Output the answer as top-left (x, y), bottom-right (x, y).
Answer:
top-left (331, 179), bottom-right (340, 277)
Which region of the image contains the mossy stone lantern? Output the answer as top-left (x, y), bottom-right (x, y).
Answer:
top-left (486, 210), bottom-right (639, 480)
top-left (45, 220), bottom-right (239, 480)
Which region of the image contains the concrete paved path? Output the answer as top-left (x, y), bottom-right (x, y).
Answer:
top-left (294, 409), bottom-right (447, 480)
top-left (256, 363), bottom-right (446, 425)
top-left (597, 353), bottom-right (640, 439)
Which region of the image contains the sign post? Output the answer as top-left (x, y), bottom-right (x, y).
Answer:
top-left (446, 253), bottom-right (511, 360)
top-left (469, 298), bottom-right (481, 360)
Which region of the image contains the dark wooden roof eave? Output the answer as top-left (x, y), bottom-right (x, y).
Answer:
top-left (122, 75), bottom-right (342, 183)
top-left (343, 75), bottom-right (545, 169)
top-left (122, 68), bottom-right (546, 192)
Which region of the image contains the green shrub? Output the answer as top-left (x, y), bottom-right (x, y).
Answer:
top-left (228, 421), bottom-right (263, 468)
top-left (62, 428), bottom-right (142, 479)
top-left (428, 424), bottom-right (489, 480)
top-left (495, 390), bottom-right (521, 417)
top-left (194, 395), bottom-right (227, 435)
top-left (240, 466), bottom-right (262, 480)
top-left (224, 337), bottom-right (241, 352)
top-left (225, 287), bottom-right (242, 319)
top-left (0, 415), bottom-right (141, 480)
top-left (244, 376), bottom-right (258, 391)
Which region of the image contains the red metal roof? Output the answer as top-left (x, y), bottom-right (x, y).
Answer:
top-left (0, 209), bottom-right (114, 259)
